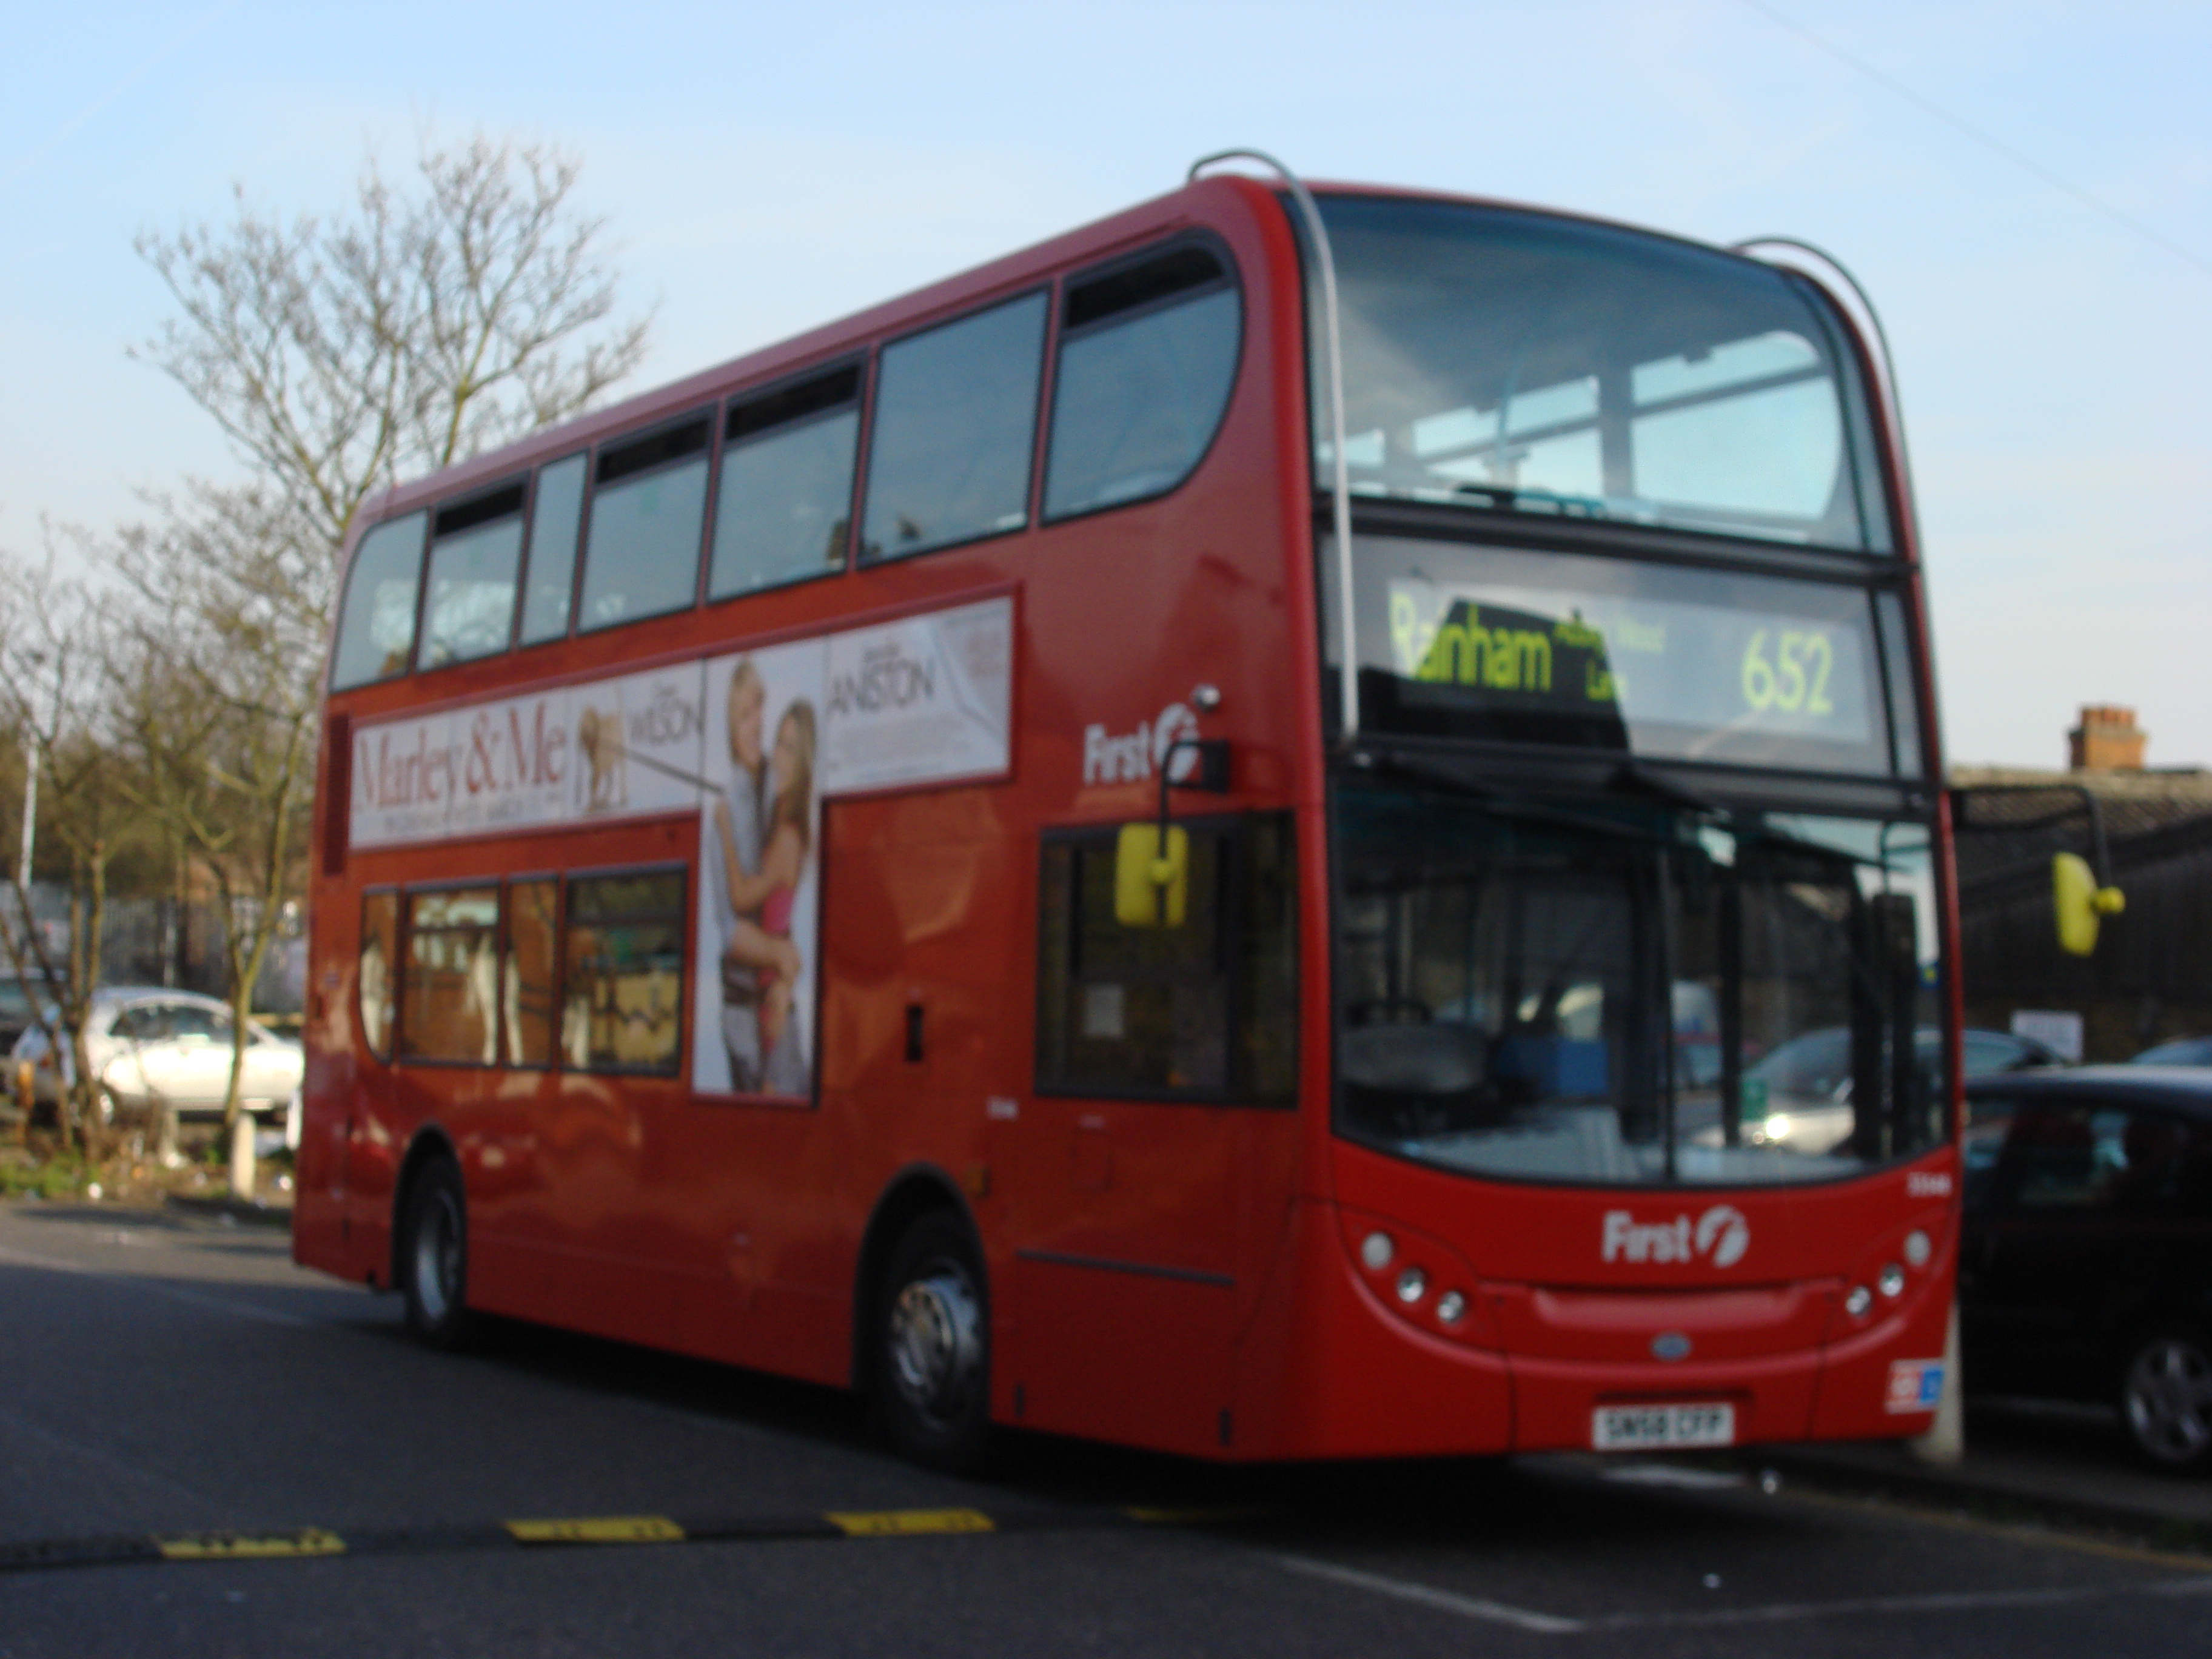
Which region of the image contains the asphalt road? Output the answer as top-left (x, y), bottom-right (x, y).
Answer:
top-left (3, 1199), bottom-right (2209, 1658)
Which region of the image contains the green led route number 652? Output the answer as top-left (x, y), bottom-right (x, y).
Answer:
top-left (1740, 628), bottom-right (1835, 717)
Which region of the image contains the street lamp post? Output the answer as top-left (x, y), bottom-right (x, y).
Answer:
top-left (15, 654), bottom-right (64, 893)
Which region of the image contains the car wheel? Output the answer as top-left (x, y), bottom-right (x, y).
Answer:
top-left (398, 1157), bottom-right (471, 1349)
top-left (2118, 1326), bottom-right (2212, 1472)
top-left (876, 1212), bottom-right (991, 1472)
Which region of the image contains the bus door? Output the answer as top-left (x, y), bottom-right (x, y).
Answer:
top-left (1006, 818), bottom-right (1299, 1453)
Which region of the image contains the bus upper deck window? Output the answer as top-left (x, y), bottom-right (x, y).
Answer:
top-left (577, 414), bottom-right (712, 632)
top-left (518, 452), bottom-right (587, 645)
top-left (709, 365), bottom-right (861, 602)
top-left (860, 292), bottom-right (1047, 563)
top-left (330, 512), bottom-right (427, 690)
top-left (421, 482), bottom-right (526, 668)
top-left (1045, 244), bottom-right (1241, 520)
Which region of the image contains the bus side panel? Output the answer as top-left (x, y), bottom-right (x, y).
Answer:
top-left (791, 787), bottom-right (1030, 1387)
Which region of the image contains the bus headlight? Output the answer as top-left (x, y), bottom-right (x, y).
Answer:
top-left (1395, 1267), bottom-right (1427, 1305)
top-left (1436, 1290), bottom-right (1467, 1326)
top-left (1877, 1264), bottom-right (1906, 1299)
top-left (1903, 1229), bottom-right (1931, 1268)
top-left (1845, 1285), bottom-right (1873, 1319)
top-left (1361, 1231), bottom-right (1394, 1271)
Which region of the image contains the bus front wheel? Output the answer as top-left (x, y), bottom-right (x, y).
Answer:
top-left (399, 1156), bottom-right (471, 1349)
top-left (876, 1212), bottom-right (991, 1471)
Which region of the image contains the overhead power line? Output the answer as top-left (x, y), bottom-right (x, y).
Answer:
top-left (0, 0), bottom-right (242, 196)
top-left (1741, 0), bottom-right (2212, 281)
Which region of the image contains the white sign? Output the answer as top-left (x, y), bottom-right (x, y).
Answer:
top-left (347, 595), bottom-right (1013, 850)
top-left (1600, 1204), bottom-right (1749, 1267)
top-left (821, 597), bottom-right (1013, 796)
top-left (2010, 1009), bottom-right (2083, 1064)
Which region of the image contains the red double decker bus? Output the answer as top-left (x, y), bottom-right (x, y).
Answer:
top-left (296, 156), bottom-right (1960, 1468)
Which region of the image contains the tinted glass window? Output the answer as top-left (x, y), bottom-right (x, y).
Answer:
top-left (504, 878), bottom-right (558, 1067)
top-left (2008, 1104), bottom-right (2127, 1209)
top-left (421, 484), bottom-right (525, 668)
top-left (1036, 816), bottom-right (1296, 1101)
top-left (2000, 1104), bottom-right (2204, 1215)
top-left (1045, 250), bottom-right (1239, 518)
top-left (563, 870), bottom-right (685, 1073)
top-left (330, 514), bottom-right (427, 690)
top-left (360, 893), bottom-right (398, 1060)
top-left (709, 369), bottom-right (859, 600)
top-left (401, 888), bottom-right (501, 1064)
top-left (578, 418), bottom-right (711, 631)
top-left (1963, 1093), bottom-right (2017, 1207)
top-left (518, 454), bottom-right (586, 645)
top-left (862, 293), bottom-right (1046, 561)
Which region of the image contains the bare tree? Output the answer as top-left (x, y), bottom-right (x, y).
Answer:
top-left (124, 132), bottom-right (649, 1191)
top-left (112, 485), bottom-right (322, 1174)
top-left (135, 132), bottom-right (651, 565)
top-left (0, 534), bottom-right (149, 1155)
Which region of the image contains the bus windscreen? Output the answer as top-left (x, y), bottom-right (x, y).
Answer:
top-left (1311, 195), bottom-right (1890, 553)
top-left (1333, 786), bottom-right (1944, 1188)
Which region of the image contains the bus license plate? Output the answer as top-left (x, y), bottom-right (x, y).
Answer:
top-left (1591, 1403), bottom-right (1735, 1451)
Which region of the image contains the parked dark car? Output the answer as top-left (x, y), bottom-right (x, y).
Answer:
top-left (1960, 1067), bottom-right (2212, 1472)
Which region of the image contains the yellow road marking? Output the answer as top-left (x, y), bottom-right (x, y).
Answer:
top-left (505, 1515), bottom-right (686, 1545)
top-left (155, 1529), bottom-right (345, 1561)
top-left (824, 1508), bottom-right (995, 1537)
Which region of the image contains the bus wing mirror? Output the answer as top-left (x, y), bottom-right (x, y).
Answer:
top-left (1114, 823), bottom-right (1189, 928)
top-left (2053, 852), bottom-right (2123, 956)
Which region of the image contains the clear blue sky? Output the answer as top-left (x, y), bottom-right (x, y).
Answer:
top-left (4, 0), bottom-right (2206, 769)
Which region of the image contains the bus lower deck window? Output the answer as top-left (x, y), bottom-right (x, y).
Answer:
top-left (561, 870), bottom-right (686, 1073)
top-left (401, 889), bottom-right (502, 1064)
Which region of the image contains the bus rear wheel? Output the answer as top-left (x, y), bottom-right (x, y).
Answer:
top-left (876, 1212), bottom-right (991, 1472)
top-left (400, 1156), bottom-right (471, 1349)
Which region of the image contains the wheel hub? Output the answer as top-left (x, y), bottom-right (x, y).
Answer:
top-left (2125, 1338), bottom-right (2212, 1461)
top-left (888, 1267), bottom-right (982, 1430)
top-left (413, 1191), bottom-right (461, 1325)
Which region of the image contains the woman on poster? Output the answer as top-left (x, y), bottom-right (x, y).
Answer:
top-left (710, 663), bottom-right (816, 1094)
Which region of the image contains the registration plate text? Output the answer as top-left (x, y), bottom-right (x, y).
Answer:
top-left (1591, 1403), bottom-right (1735, 1450)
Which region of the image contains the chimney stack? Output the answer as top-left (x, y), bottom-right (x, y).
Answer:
top-left (2070, 705), bottom-right (2146, 771)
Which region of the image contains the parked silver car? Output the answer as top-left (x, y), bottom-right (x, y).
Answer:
top-left (12, 988), bottom-right (303, 1140)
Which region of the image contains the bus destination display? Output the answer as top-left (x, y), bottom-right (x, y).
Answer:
top-left (1384, 574), bottom-right (1875, 756)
